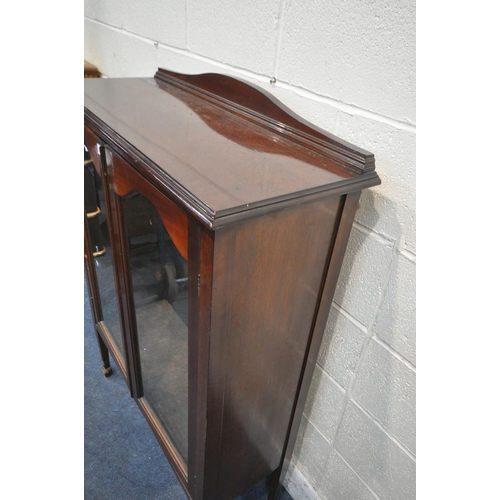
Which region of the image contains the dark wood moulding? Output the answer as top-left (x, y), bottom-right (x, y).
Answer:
top-left (84, 68), bottom-right (380, 230)
top-left (153, 68), bottom-right (375, 174)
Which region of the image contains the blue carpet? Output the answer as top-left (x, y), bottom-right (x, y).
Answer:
top-left (84, 282), bottom-right (292, 500)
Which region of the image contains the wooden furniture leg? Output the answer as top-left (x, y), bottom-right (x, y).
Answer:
top-left (267, 468), bottom-right (284, 500)
top-left (95, 330), bottom-right (113, 377)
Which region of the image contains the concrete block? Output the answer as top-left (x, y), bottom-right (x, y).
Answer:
top-left (292, 415), bottom-right (331, 489)
top-left (352, 339), bottom-right (416, 454)
top-left (317, 307), bottom-right (367, 390)
top-left (84, 0), bottom-right (97, 19)
top-left (188, 0), bottom-right (281, 75)
top-left (278, 0), bottom-right (415, 123)
top-left (84, 20), bottom-right (158, 77)
top-left (334, 227), bottom-right (394, 327)
top-left (84, 0), bottom-right (134, 34)
top-left (304, 366), bottom-right (346, 442)
top-left (85, 0), bottom-right (187, 48)
top-left (337, 112), bottom-right (416, 243)
top-left (404, 211), bottom-right (416, 256)
top-left (335, 400), bottom-right (416, 500)
top-left (374, 253), bottom-right (416, 366)
top-left (318, 451), bottom-right (377, 500)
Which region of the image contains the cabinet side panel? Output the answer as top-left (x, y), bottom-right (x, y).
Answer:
top-left (206, 196), bottom-right (342, 500)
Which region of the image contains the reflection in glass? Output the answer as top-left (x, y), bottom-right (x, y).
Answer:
top-left (121, 192), bottom-right (189, 466)
top-left (84, 149), bottom-right (124, 357)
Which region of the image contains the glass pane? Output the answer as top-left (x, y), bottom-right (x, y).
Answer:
top-left (121, 192), bottom-right (189, 466)
top-left (84, 149), bottom-right (124, 356)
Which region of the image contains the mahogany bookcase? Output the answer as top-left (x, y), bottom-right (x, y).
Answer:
top-left (84, 68), bottom-right (380, 500)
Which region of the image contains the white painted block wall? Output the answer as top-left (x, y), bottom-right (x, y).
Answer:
top-left (84, 1), bottom-right (416, 498)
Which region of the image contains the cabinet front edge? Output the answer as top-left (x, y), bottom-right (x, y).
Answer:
top-left (85, 108), bottom-right (380, 231)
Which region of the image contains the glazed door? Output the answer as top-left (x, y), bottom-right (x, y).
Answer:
top-left (107, 148), bottom-right (191, 479)
top-left (84, 135), bottom-right (129, 380)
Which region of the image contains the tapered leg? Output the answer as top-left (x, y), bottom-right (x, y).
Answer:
top-left (94, 330), bottom-right (113, 377)
top-left (267, 467), bottom-right (285, 500)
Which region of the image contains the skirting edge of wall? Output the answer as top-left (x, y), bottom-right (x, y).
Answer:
top-left (284, 462), bottom-right (321, 500)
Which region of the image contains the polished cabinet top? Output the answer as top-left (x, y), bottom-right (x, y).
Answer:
top-left (84, 69), bottom-right (379, 227)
